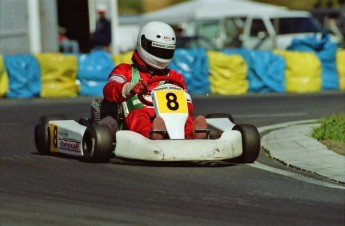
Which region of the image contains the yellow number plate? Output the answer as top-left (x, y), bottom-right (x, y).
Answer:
top-left (155, 90), bottom-right (188, 114)
top-left (49, 123), bottom-right (59, 152)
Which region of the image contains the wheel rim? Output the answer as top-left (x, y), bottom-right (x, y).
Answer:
top-left (90, 138), bottom-right (95, 156)
top-left (84, 132), bottom-right (95, 158)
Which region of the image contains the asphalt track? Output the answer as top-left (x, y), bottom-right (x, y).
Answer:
top-left (0, 92), bottom-right (344, 226)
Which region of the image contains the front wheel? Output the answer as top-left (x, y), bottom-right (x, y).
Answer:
top-left (34, 115), bottom-right (66, 155)
top-left (82, 124), bottom-right (115, 163)
top-left (233, 124), bottom-right (261, 163)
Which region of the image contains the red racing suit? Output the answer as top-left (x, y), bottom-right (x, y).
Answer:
top-left (103, 51), bottom-right (195, 138)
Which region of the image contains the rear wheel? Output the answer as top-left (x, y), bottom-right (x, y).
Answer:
top-left (233, 124), bottom-right (261, 163)
top-left (82, 124), bottom-right (115, 163)
top-left (79, 117), bottom-right (93, 127)
top-left (34, 115), bottom-right (66, 155)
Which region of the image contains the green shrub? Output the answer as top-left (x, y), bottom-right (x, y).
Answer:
top-left (312, 113), bottom-right (345, 143)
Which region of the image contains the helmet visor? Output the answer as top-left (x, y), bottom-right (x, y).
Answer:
top-left (141, 35), bottom-right (175, 60)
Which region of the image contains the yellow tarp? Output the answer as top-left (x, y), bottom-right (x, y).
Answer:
top-left (112, 51), bottom-right (133, 66)
top-left (35, 53), bottom-right (79, 97)
top-left (0, 55), bottom-right (9, 97)
top-left (207, 51), bottom-right (248, 95)
top-left (336, 50), bottom-right (345, 90)
top-left (275, 50), bottom-right (321, 93)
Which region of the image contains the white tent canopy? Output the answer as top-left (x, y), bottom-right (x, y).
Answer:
top-left (141, 0), bottom-right (287, 24)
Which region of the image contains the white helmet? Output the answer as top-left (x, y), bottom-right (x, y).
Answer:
top-left (137, 21), bottom-right (176, 69)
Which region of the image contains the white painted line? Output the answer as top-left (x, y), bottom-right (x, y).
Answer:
top-left (251, 162), bottom-right (345, 190)
top-left (258, 119), bottom-right (318, 133)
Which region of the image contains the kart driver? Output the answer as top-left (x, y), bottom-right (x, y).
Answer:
top-left (102, 21), bottom-right (207, 140)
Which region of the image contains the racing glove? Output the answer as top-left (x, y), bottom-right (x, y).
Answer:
top-left (131, 79), bottom-right (148, 95)
top-left (122, 79), bottom-right (148, 98)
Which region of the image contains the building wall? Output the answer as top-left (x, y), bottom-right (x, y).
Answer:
top-left (0, 0), bottom-right (30, 54)
top-left (0, 0), bottom-right (58, 54)
top-left (41, 0), bottom-right (59, 53)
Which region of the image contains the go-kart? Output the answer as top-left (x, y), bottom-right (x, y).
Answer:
top-left (34, 76), bottom-right (261, 163)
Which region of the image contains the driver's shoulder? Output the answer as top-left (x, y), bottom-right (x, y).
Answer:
top-left (168, 69), bottom-right (183, 78)
top-left (115, 63), bottom-right (132, 71)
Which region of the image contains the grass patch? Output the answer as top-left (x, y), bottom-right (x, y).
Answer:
top-left (312, 113), bottom-right (345, 144)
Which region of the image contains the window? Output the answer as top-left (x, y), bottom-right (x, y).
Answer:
top-left (224, 18), bottom-right (244, 47)
top-left (250, 19), bottom-right (267, 37)
top-left (197, 20), bottom-right (220, 39)
top-left (271, 17), bottom-right (322, 34)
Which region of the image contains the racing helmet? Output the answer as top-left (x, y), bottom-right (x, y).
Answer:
top-left (137, 21), bottom-right (176, 69)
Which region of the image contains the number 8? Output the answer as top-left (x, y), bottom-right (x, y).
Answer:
top-left (166, 93), bottom-right (179, 110)
top-left (53, 126), bottom-right (58, 148)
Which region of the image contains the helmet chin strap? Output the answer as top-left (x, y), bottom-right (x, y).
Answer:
top-left (132, 59), bottom-right (169, 76)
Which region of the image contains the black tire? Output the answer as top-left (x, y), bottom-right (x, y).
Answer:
top-left (206, 113), bottom-right (234, 123)
top-left (79, 117), bottom-right (93, 127)
top-left (233, 124), bottom-right (261, 163)
top-left (34, 115), bottom-right (66, 155)
top-left (82, 124), bottom-right (115, 163)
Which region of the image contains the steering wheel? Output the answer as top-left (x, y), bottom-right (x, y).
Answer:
top-left (137, 76), bottom-right (185, 106)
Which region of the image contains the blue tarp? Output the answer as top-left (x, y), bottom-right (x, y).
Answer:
top-left (77, 50), bottom-right (114, 96)
top-left (78, 80), bottom-right (107, 97)
top-left (287, 34), bottom-right (339, 90)
top-left (222, 48), bottom-right (285, 93)
top-left (4, 54), bottom-right (41, 98)
top-left (169, 48), bottom-right (210, 94)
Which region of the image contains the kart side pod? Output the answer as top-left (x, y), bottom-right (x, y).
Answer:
top-left (34, 115), bottom-right (114, 163)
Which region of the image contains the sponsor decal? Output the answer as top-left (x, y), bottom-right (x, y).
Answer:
top-left (57, 128), bottom-right (80, 152)
top-left (58, 138), bottom-right (80, 152)
top-left (59, 130), bottom-right (68, 137)
top-left (153, 84), bottom-right (183, 91)
top-left (163, 35), bottom-right (171, 41)
top-left (151, 42), bottom-right (175, 49)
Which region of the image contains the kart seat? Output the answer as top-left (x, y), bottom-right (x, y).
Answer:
top-left (90, 98), bottom-right (122, 124)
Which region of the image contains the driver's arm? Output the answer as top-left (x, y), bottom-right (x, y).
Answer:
top-left (103, 64), bottom-right (132, 103)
